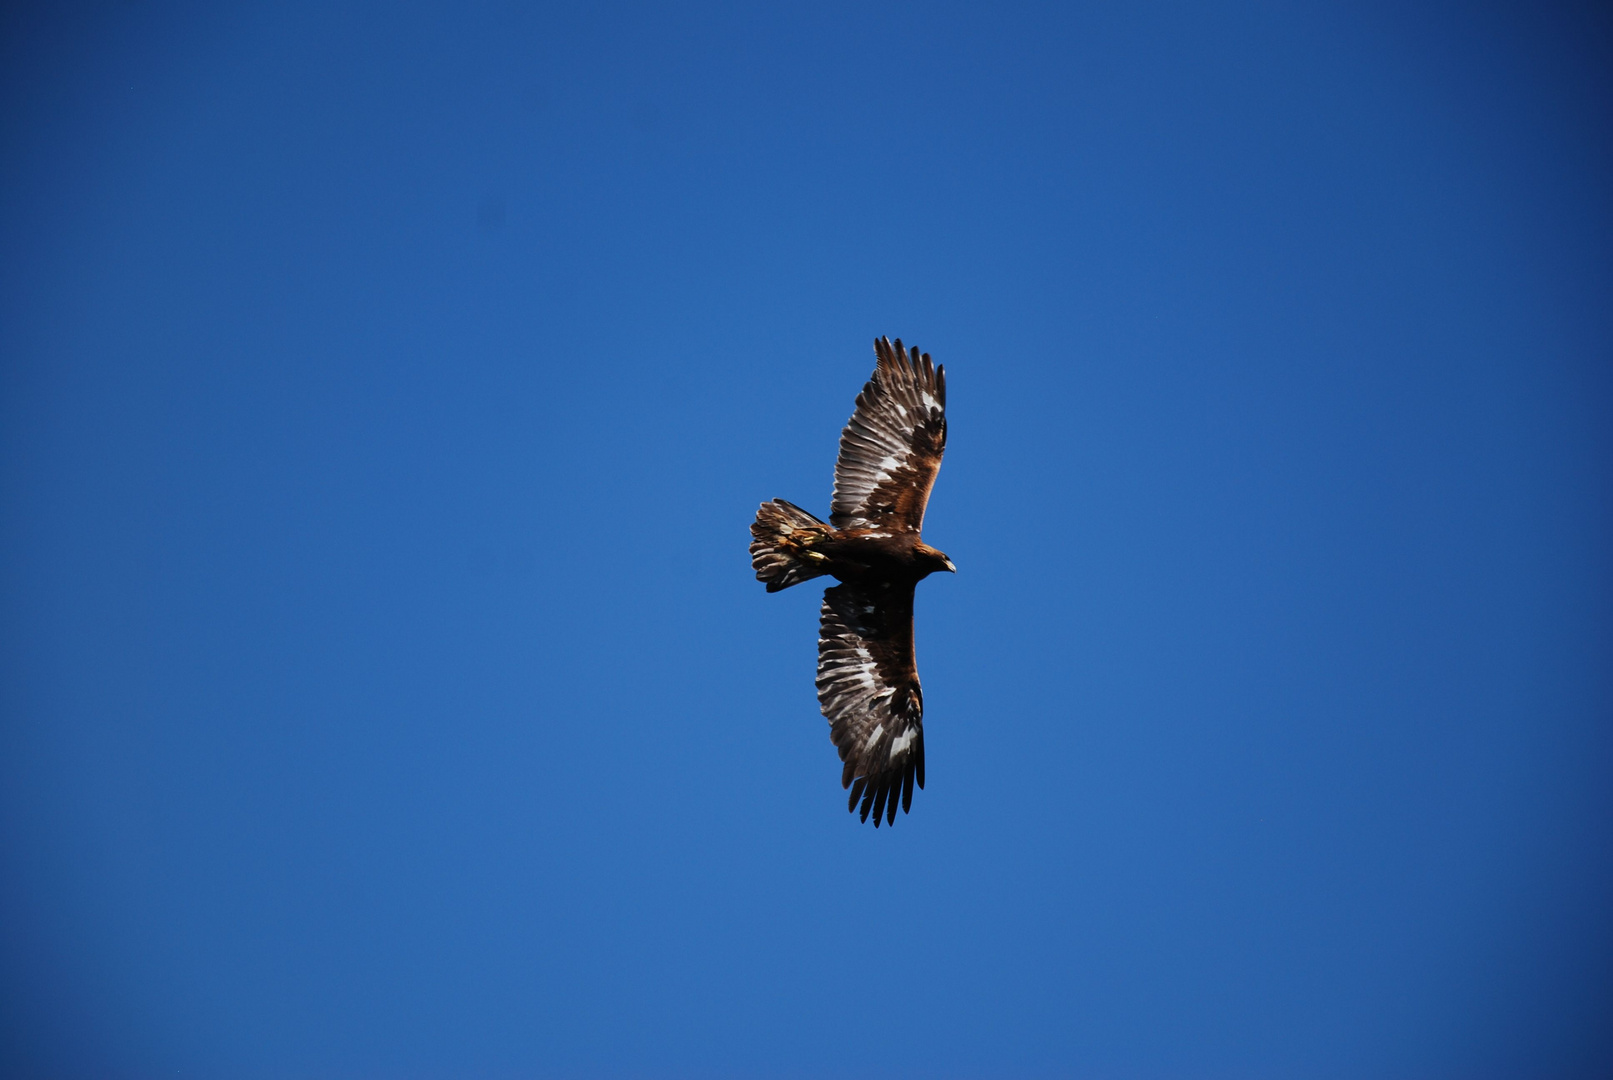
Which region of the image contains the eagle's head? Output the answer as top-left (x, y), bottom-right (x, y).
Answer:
top-left (916, 543), bottom-right (957, 578)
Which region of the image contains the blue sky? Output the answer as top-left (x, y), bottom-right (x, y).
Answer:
top-left (2, 2), bottom-right (1610, 1076)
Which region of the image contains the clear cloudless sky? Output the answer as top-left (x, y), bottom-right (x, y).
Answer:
top-left (2, 2), bottom-right (1611, 1077)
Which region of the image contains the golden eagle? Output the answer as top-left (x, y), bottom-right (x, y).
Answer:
top-left (750, 337), bottom-right (953, 827)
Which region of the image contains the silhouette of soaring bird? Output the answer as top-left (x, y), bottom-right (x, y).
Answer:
top-left (750, 337), bottom-right (953, 827)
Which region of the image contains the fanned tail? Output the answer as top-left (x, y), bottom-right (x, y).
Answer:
top-left (750, 499), bottom-right (833, 592)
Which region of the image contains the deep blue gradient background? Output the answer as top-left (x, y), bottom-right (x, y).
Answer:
top-left (3, 2), bottom-right (1611, 1076)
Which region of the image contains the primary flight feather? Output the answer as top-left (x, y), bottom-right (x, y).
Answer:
top-left (750, 337), bottom-right (953, 827)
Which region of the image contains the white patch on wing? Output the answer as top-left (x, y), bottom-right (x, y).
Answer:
top-left (866, 724), bottom-right (884, 748)
top-left (878, 454), bottom-right (902, 472)
top-left (890, 727), bottom-right (915, 756)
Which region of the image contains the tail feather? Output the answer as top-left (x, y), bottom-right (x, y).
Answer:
top-left (750, 499), bottom-right (833, 592)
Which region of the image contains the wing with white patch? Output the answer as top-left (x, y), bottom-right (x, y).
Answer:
top-left (816, 582), bottom-right (925, 827)
top-left (830, 337), bottom-right (946, 534)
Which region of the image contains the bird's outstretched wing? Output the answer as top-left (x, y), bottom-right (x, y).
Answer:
top-left (817, 582), bottom-right (925, 827)
top-left (830, 338), bottom-right (947, 534)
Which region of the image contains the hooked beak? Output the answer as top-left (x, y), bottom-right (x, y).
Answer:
top-left (943, 558), bottom-right (956, 573)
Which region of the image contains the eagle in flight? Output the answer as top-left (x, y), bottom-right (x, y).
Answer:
top-left (750, 337), bottom-right (953, 827)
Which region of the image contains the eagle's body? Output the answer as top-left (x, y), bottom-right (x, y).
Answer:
top-left (749, 338), bottom-right (952, 827)
top-left (768, 527), bottom-right (952, 589)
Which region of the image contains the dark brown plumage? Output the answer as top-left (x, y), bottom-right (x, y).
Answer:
top-left (749, 337), bottom-right (952, 827)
